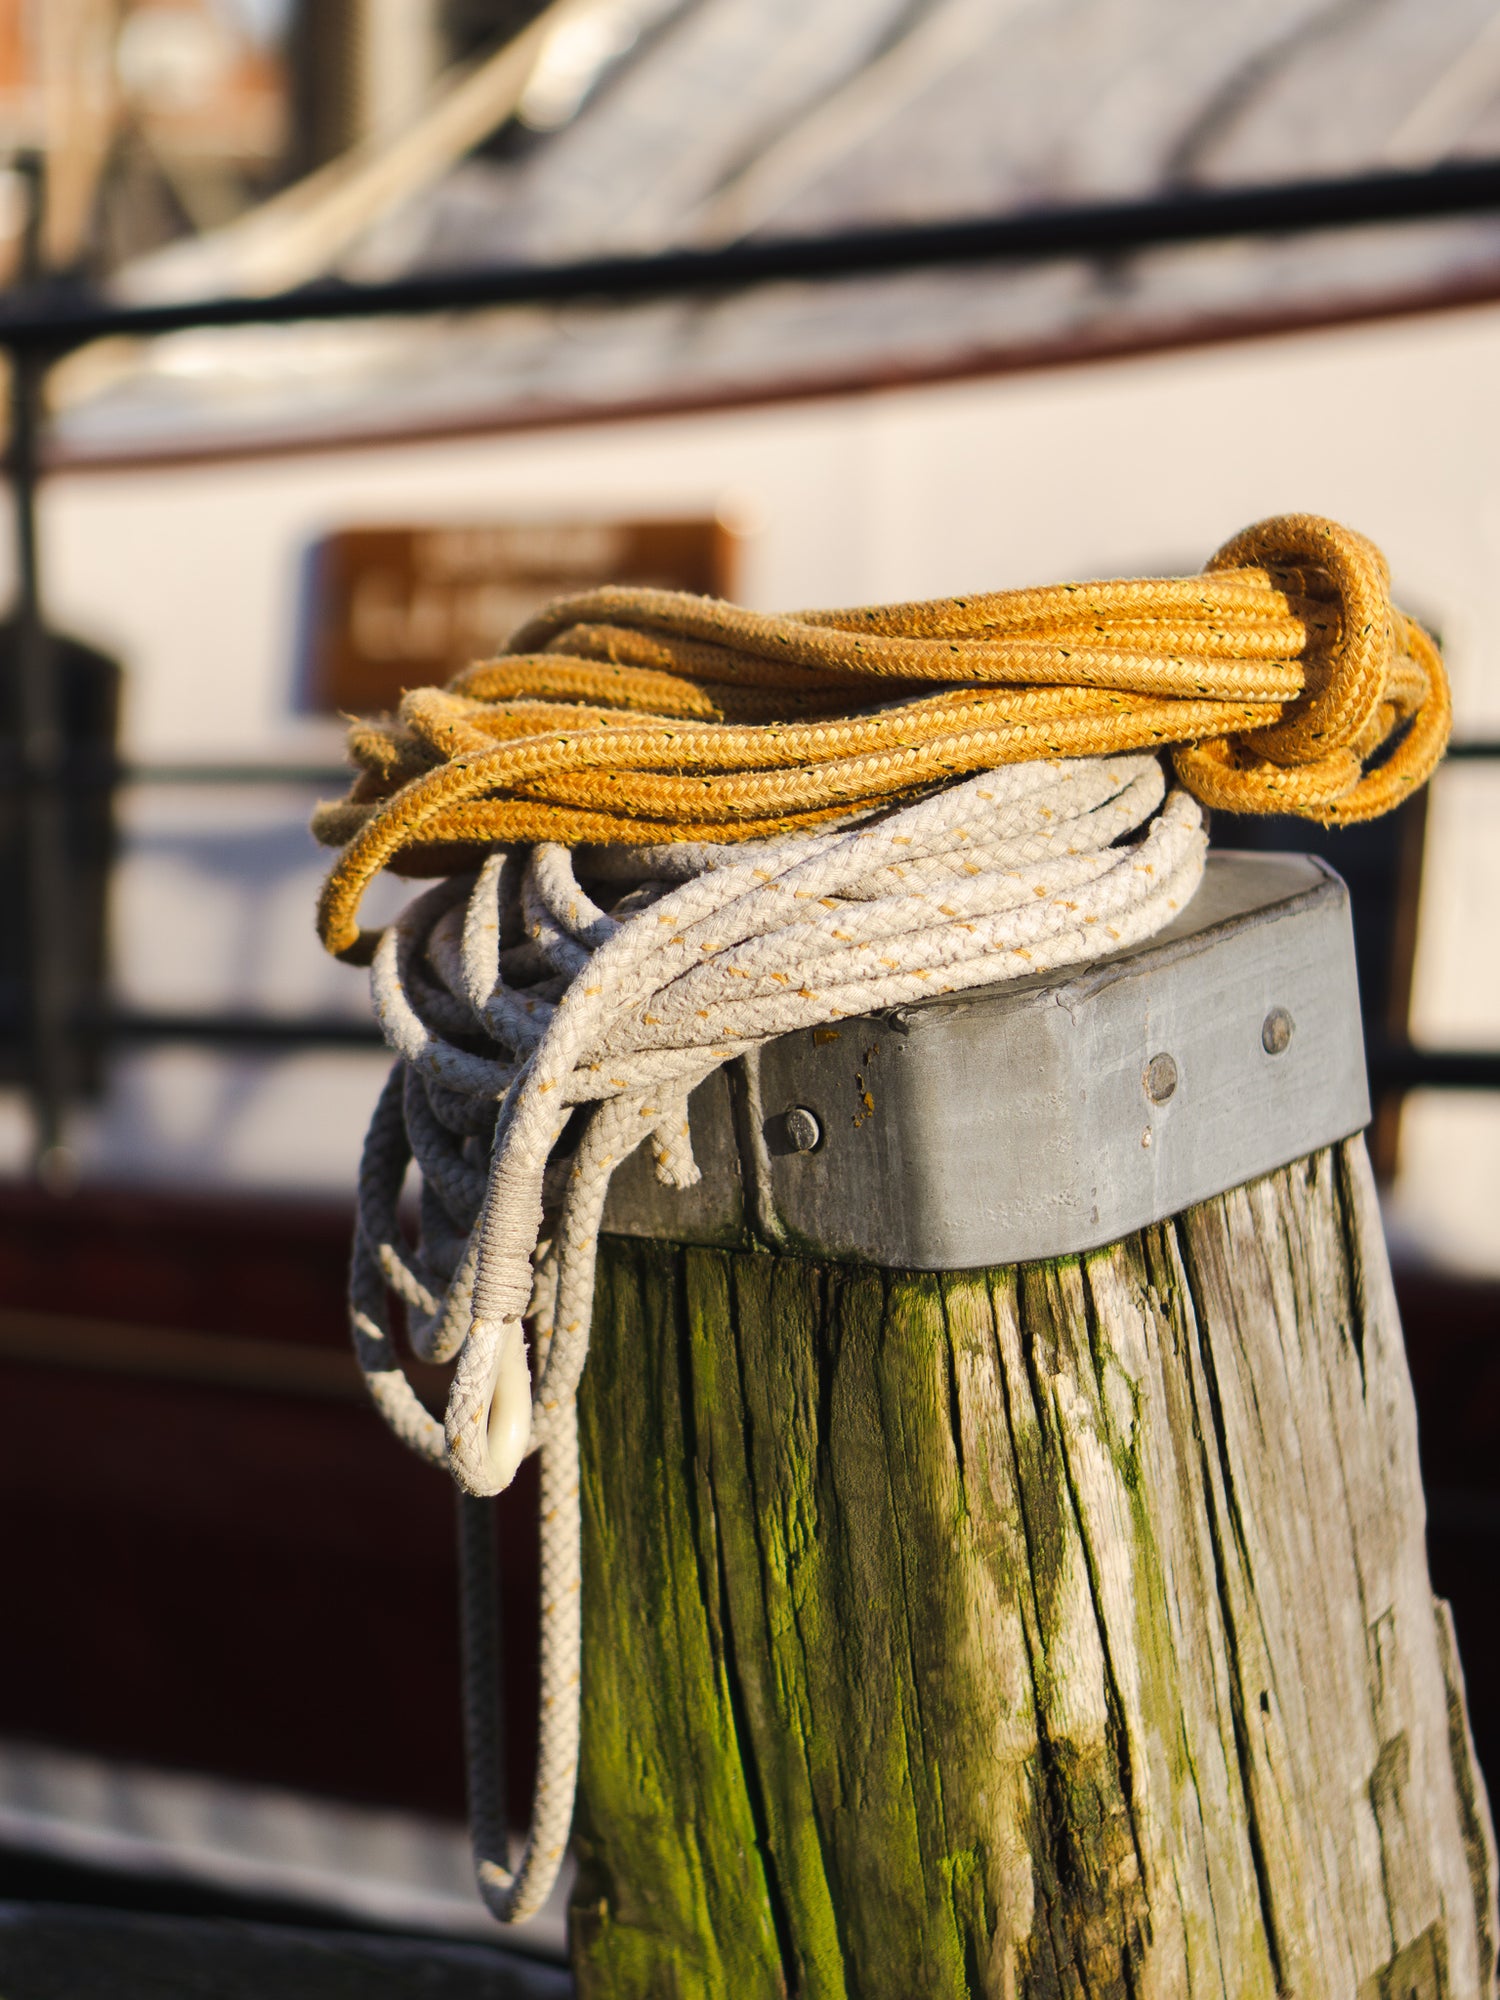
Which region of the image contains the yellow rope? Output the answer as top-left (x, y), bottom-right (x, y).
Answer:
top-left (314, 513), bottom-right (1450, 961)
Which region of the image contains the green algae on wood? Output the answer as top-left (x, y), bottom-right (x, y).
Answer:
top-left (569, 1139), bottom-right (1497, 1998)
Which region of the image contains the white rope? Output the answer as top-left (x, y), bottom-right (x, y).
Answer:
top-left (348, 752), bottom-right (1206, 1924)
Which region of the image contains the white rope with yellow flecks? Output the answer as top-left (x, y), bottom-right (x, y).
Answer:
top-left (348, 751), bottom-right (1205, 1923)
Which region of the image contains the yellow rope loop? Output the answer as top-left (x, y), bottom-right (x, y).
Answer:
top-left (1177, 518), bottom-right (1450, 823)
top-left (312, 514), bottom-right (1450, 961)
top-left (1205, 513), bottom-right (1392, 770)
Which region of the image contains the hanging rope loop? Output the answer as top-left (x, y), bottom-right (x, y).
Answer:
top-left (348, 754), bottom-right (1208, 1922)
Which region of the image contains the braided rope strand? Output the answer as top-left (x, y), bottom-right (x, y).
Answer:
top-left (314, 514), bottom-right (1448, 963)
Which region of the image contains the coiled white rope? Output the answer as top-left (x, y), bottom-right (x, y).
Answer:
top-left (348, 752), bottom-right (1206, 1923)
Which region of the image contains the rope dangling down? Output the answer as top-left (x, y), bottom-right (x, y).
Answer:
top-left (326, 515), bottom-right (1449, 1926)
top-left (352, 755), bottom-right (1205, 1922)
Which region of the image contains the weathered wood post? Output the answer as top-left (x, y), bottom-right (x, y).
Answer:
top-left (568, 851), bottom-right (1498, 1998)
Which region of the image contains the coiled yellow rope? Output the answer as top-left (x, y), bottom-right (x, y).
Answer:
top-left (313, 513), bottom-right (1449, 963)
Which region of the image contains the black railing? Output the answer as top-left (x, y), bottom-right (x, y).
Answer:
top-left (5, 157), bottom-right (1500, 353)
top-left (8, 156), bottom-right (1500, 1163)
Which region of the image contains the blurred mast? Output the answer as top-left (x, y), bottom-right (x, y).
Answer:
top-left (36, 0), bottom-right (121, 272)
top-left (117, 0), bottom-right (581, 303)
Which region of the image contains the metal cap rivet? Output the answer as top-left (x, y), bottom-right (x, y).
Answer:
top-left (783, 1106), bottom-right (822, 1154)
top-left (1144, 1053), bottom-right (1178, 1105)
top-left (1262, 1007), bottom-right (1294, 1056)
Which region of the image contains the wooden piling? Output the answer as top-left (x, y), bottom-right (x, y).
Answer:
top-left (565, 859), bottom-right (1498, 1997)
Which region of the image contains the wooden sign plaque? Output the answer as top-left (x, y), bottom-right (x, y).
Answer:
top-left (302, 517), bottom-right (736, 714)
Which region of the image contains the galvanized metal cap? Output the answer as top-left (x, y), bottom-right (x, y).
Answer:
top-left (601, 851), bottom-right (1369, 1270)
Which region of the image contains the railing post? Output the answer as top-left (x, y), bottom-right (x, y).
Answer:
top-left (570, 853), bottom-right (1498, 1998)
top-left (10, 339), bottom-right (71, 1176)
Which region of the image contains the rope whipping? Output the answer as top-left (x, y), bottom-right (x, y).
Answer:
top-left (319, 514), bottom-right (1448, 1924)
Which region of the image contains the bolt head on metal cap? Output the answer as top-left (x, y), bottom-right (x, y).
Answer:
top-left (1262, 1006), bottom-right (1294, 1055)
top-left (1144, 1053), bottom-right (1179, 1104)
top-left (783, 1106), bottom-right (822, 1154)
